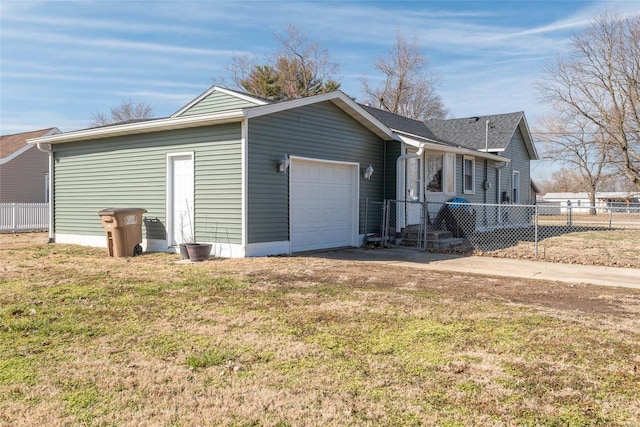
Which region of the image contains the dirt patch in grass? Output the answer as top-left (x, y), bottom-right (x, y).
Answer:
top-left (2, 233), bottom-right (640, 426)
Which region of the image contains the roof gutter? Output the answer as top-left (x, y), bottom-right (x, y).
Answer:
top-left (396, 134), bottom-right (510, 163)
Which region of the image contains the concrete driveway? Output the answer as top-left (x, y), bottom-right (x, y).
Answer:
top-left (314, 248), bottom-right (640, 290)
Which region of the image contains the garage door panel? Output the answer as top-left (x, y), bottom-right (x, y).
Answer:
top-left (290, 158), bottom-right (357, 252)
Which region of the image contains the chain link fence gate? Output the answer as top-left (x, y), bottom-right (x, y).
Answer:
top-left (362, 199), bottom-right (640, 258)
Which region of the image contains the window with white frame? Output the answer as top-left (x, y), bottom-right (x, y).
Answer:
top-left (512, 171), bottom-right (520, 204)
top-left (425, 154), bottom-right (443, 193)
top-left (463, 156), bottom-right (475, 194)
top-left (424, 153), bottom-right (456, 195)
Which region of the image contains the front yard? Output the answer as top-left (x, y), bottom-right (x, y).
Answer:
top-left (1, 233), bottom-right (640, 426)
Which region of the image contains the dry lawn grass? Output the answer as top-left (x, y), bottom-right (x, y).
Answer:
top-left (2, 233), bottom-right (640, 426)
top-left (481, 228), bottom-right (640, 268)
top-left (477, 213), bottom-right (640, 268)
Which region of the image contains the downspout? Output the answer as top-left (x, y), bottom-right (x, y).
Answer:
top-left (36, 142), bottom-right (54, 243)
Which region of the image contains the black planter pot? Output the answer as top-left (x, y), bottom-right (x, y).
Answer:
top-left (185, 243), bottom-right (213, 262)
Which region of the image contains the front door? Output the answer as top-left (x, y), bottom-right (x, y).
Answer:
top-left (168, 154), bottom-right (194, 246)
top-left (405, 153), bottom-right (423, 225)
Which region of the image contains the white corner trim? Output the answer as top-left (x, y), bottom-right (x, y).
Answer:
top-left (241, 119), bottom-right (248, 248)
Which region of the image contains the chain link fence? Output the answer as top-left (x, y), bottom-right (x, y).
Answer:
top-left (362, 199), bottom-right (640, 259)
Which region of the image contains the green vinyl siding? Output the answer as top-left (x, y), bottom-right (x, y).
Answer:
top-left (53, 124), bottom-right (242, 244)
top-left (247, 101), bottom-right (386, 244)
top-left (179, 91), bottom-right (261, 116)
top-left (384, 141), bottom-right (401, 200)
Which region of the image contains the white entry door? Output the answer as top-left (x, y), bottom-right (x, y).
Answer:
top-left (168, 154), bottom-right (194, 246)
top-left (405, 155), bottom-right (423, 225)
top-left (290, 158), bottom-right (358, 252)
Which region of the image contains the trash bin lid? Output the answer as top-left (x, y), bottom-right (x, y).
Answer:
top-left (98, 208), bottom-right (148, 215)
top-left (449, 197), bottom-right (469, 206)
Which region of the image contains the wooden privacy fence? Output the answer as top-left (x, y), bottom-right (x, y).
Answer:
top-left (0, 203), bottom-right (49, 232)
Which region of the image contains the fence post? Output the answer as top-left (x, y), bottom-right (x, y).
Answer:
top-left (534, 204), bottom-right (539, 258)
top-left (608, 205), bottom-right (613, 229)
top-left (382, 200), bottom-right (388, 243)
top-left (364, 198), bottom-right (369, 239)
top-left (12, 203), bottom-right (17, 232)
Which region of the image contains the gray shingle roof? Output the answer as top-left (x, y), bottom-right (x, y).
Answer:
top-left (360, 104), bottom-right (452, 147)
top-left (425, 112), bottom-right (524, 151)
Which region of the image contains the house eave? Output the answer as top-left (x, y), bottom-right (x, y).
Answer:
top-left (514, 113), bottom-right (538, 160)
top-left (397, 134), bottom-right (510, 162)
top-left (27, 111), bottom-right (246, 145)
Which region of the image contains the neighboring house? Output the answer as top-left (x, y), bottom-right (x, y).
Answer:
top-left (29, 86), bottom-right (537, 257)
top-left (0, 128), bottom-right (60, 203)
top-left (540, 192), bottom-right (640, 212)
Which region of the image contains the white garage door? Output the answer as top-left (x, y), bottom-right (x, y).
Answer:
top-left (290, 158), bottom-right (358, 252)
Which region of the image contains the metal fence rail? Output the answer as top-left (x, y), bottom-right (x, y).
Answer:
top-left (363, 199), bottom-right (640, 258)
top-left (0, 203), bottom-right (49, 232)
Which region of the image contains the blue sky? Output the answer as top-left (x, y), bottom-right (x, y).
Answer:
top-left (1, 0), bottom-right (639, 179)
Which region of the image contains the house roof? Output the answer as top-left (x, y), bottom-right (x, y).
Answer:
top-left (29, 88), bottom-right (395, 145)
top-left (27, 86), bottom-right (533, 165)
top-left (1, 128), bottom-right (60, 162)
top-left (359, 104), bottom-right (511, 161)
top-left (425, 112), bottom-right (538, 160)
top-left (360, 105), bottom-right (443, 143)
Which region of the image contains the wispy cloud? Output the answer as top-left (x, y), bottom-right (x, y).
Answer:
top-left (2, 29), bottom-right (238, 57)
top-left (2, 70), bottom-right (206, 90)
top-left (3, 13), bottom-right (210, 36)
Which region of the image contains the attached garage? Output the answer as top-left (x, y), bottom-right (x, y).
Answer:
top-left (289, 157), bottom-right (359, 252)
top-left (31, 87), bottom-right (391, 258)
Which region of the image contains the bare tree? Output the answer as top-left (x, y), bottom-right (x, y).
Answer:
top-left (89, 99), bottom-right (153, 127)
top-left (535, 115), bottom-right (611, 213)
top-left (362, 31), bottom-right (448, 120)
top-left (539, 169), bottom-right (591, 193)
top-left (538, 11), bottom-right (640, 190)
top-left (227, 24), bottom-right (340, 100)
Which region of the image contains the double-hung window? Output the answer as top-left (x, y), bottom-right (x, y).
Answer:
top-left (512, 171), bottom-right (520, 204)
top-left (463, 156), bottom-right (475, 194)
top-left (425, 155), bottom-right (444, 193)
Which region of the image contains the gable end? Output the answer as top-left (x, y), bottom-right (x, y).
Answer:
top-left (173, 86), bottom-right (268, 117)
